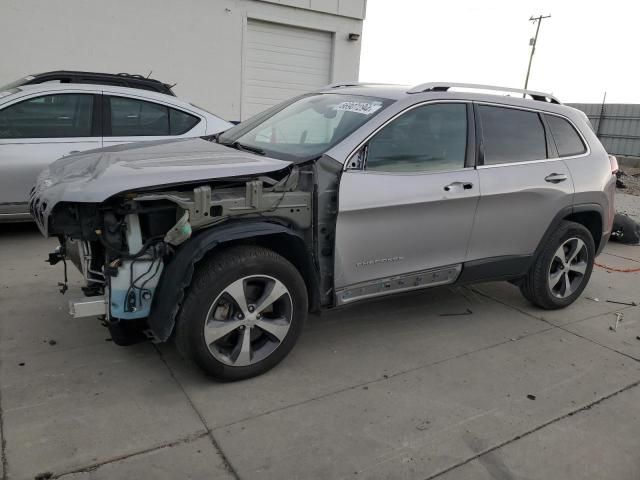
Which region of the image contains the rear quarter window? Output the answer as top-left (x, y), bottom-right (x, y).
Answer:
top-left (170, 108), bottom-right (199, 135)
top-left (545, 114), bottom-right (587, 157)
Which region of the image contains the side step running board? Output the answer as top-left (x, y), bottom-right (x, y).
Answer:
top-left (335, 264), bottom-right (462, 306)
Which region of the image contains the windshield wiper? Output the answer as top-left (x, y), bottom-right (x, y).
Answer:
top-left (232, 141), bottom-right (265, 156)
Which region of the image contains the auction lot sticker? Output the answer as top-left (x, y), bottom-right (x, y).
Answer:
top-left (334, 101), bottom-right (383, 115)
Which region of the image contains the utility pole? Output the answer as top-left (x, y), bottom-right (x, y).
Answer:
top-left (523, 14), bottom-right (551, 91)
top-left (596, 91), bottom-right (607, 139)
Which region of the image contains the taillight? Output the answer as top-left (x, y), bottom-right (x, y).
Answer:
top-left (609, 155), bottom-right (619, 175)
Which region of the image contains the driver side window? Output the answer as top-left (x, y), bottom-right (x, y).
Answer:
top-left (366, 103), bottom-right (468, 173)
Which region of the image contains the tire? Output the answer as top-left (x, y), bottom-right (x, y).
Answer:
top-left (175, 246), bottom-right (308, 381)
top-left (520, 220), bottom-right (595, 310)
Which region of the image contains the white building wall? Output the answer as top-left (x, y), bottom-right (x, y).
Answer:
top-left (0, 0), bottom-right (365, 121)
top-left (260, 0), bottom-right (366, 19)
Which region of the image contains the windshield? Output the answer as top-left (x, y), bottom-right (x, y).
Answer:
top-left (218, 94), bottom-right (392, 161)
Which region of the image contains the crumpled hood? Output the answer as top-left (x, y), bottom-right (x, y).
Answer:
top-left (33, 137), bottom-right (292, 204)
top-left (30, 137), bottom-right (292, 235)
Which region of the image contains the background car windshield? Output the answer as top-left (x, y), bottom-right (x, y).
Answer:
top-left (221, 94), bottom-right (391, 161)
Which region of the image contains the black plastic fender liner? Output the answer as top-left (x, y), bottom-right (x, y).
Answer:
top-left (147, 220), bottom-right (310, 342)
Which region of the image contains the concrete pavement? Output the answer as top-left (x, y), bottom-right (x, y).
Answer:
top-left (0, 223), bottom-right (638, 480)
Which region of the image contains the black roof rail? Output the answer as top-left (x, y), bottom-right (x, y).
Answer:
top-left (20, 70), bottom-right (176, 96)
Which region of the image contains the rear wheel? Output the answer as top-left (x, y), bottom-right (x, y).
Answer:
top-left (176, 246), bottom-right (307, 381)
top-left (520, 221), bottom-right (595, 309)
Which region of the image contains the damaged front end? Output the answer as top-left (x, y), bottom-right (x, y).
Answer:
top-left (31, 161), bottom-right (313, 344)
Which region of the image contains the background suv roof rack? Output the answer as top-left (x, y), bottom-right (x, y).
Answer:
top-left (20, 70), bottom-right (176, 96)
top-left (407, 82), bottom-right (561, 104)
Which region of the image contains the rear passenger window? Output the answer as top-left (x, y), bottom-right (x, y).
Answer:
top-left (107, 96), bottom-right (199, 136)
top-left (545, 114), bottom-right (586, 157)
top-left (109, 97), bottom-right (169, 136)
top-left (479, 105), bottom-right (547, 165)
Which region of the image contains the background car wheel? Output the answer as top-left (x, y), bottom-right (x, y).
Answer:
top-left (520, 220), bottom-right (595, 310)
top-left (176, 246), bottom-right (307, 381)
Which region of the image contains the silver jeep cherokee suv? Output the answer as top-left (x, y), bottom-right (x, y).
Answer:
top-left (31, 82), bottom-right (616, 381)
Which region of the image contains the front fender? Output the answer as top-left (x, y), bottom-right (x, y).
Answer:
top-left (147, 220), bottom-right (304, 341)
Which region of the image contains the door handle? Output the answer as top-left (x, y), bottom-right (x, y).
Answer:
top-left (68, 150), bottom-right (80, 154)
top-left (545, 173), bottom-right (568, 183)
top-left (444, 182), bottom-right (473, 192)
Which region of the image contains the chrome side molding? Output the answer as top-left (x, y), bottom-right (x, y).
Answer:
top-left (335, 264), bottom-right (462, 305)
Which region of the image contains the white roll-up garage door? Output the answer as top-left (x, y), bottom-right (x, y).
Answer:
top-left (242, 19), bottom-right (333, 119)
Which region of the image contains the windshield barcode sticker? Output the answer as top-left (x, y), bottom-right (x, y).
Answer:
top-left (333, 101), bottom-right (382, 115)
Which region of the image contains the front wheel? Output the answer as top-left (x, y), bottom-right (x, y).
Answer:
top-left (520, 221), bottom-right (595, 310)
top-left (176, 246), bottom-right (307, 381)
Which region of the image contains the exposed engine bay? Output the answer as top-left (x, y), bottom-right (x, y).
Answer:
top-left (39, 164), bottom-right (318, 341)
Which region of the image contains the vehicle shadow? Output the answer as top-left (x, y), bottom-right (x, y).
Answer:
top-left (0, 221), bottom-right (39, 235)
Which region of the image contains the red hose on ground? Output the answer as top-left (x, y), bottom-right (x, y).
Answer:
top-left (594, 262), bottom-right (640, 273)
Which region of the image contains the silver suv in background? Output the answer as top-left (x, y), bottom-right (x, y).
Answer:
top-left (30, 82), bottom-right (616, 381)
top-left (0, 82), bottom-right (231, 221)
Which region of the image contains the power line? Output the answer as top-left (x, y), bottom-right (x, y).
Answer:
top-left (523, 14), bottom-right (551, 91)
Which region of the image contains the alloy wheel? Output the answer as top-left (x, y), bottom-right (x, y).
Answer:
top-left (548, 237), bottom-right (589, 299)
top-left (203, 275), bottom-right (293, 367)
